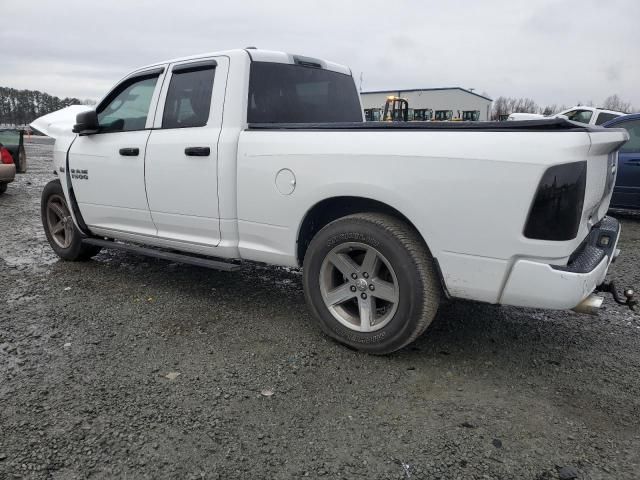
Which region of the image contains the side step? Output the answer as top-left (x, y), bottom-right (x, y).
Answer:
top-left (83, 238), bottom-right (241, 272)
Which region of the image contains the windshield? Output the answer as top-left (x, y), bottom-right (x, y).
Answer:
top-left (563, 109), bottom-right (593, 124)
top-left (248, 62), bottom-right (362, 123)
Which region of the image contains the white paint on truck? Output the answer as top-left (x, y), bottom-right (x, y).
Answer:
top-left (33, 48), bottom-right (630, 353)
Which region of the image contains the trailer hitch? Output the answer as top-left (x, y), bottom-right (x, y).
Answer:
top-left (597, 281), bottom-right (637, 312)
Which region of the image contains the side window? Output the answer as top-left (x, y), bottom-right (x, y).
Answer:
top-left (162, 63), bottom-right (215, 129)
top-left (97, 74), bottom-right (159, 132)
top-left (595, 112), bottom-right (620, 125)
top-left (618, 120), bottom-right (640, 153)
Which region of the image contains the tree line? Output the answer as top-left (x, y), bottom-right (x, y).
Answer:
top-left (492, 94), bottom-right (635, 120)
top-left (1, 84), bottom-right (636, 126)
top-left (0, 86), bottom-right (95, 127)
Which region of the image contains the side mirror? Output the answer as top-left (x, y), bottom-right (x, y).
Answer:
top-left (72, 110), bottom-right (99, 135)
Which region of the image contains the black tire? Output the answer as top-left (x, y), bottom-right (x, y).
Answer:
top-left (41, 179), bottom-right (101, 261)
top-left (303, 213), bottom-right (441, 354)
top-left (16, 147), bottom-right (27, 174)
top-left (0, 183), bottom-right (6, 195)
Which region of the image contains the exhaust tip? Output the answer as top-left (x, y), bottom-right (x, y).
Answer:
top-left (572, 294), bottom-right (604, 315)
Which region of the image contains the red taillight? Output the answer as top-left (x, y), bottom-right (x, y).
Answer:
top-left (1, 147), bottom-right (14, 165)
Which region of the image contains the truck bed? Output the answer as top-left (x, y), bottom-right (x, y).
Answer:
top-left (248, 118), bottom-right (598, 132)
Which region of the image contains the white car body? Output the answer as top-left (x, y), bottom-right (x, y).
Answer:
top-left (508, 106), bottom-right (625, 125)
top-left (35, 49), bottom-right (628, 314)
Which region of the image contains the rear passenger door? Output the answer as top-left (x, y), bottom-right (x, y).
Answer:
top-left (145, 57), bottom-right (228, 246)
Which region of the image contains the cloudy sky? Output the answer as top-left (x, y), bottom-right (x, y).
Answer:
top-left (2, 0), bottom-right (639, 109)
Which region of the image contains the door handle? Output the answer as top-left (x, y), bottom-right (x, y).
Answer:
top-left (119, 148), bottom-right (139, 156)
top-left (185, 147), bottom-right (210, 157)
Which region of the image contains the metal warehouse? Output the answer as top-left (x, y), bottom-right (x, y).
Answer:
top-left (360, 88), bottom-right (493, 121)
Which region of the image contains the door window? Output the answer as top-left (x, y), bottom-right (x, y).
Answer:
top-left (97, 74), bottom-right (160, 132)
top-left (617, 120), bottom-right (640, 153)
top-left (162, 64), bottom-right (216, 129)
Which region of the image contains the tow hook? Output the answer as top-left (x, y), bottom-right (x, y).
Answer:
top-left (597, 281), bottom-right (637, 312)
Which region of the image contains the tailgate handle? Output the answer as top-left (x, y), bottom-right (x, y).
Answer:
top-left (185, 147), bottom-right (210, 157)
top-left (626, 160), bottom-right (640, 166)
top-left (119, 148), bottom-right (139, 156)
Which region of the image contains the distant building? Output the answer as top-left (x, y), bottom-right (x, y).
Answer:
top-left (360, 87), bottom-right (493, 121)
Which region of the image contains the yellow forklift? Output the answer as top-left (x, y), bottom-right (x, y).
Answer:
top-left (383, 96), bottom-right (409, 122)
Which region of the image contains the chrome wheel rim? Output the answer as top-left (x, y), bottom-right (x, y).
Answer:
top-left (46, 194), bottom-right (73, 249)
top-left (319, 242), bottom-right (399, 332)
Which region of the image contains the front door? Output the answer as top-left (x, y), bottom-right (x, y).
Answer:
top-left (611, 118), bottom-right (640, 209)
top-left (144, 57), bottom-right (227, 246)
top-left (68, 68), bottom-right (165, 236)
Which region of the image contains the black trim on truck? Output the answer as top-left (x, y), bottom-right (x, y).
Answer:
top-left (247, 119), bottom-right (598, 132)
top-left (172, 60), bottom-right (217, 73)
top-left (552, 216), bottom-right (619, 274)
top-left (65, 137), bottom-right (91, 236)
top-left (524, 161), bottom-right (587, 241)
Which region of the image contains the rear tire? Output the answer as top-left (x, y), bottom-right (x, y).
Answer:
top-left (41, 179), bottom-right (101, 261)
top-left (303, 213), bottom-right (441, 354)
top-left (0, 183), bottom-right (6, 195)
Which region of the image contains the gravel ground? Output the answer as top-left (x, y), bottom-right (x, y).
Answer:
top-left (1, 138), bottom-right (640, 480)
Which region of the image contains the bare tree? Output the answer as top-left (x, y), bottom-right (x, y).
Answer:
top-left (541, 105), bottom-right (556, 116)
top-left (491, 96), bottom-right (507, 120)
top-left (492, 96), bottom-right (540, 120)
top-left (602, 94), bottom-right (634, 113)
top-left (540, 104), bottom-right (568, 116)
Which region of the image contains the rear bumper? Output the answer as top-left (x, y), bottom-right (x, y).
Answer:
top-left (0, 164), bottom-right (16, 183)
top-left (500, 217), bottom-right (620, 310)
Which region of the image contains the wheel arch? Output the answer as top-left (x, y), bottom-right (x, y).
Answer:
top-left (296, 196), bottom-right (432, 266)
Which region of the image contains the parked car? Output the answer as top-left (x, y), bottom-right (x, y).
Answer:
top-left (31, 49), bottom-right (629, 354)
top-left (0, 143), bottom-right (16, 195)
top-left (508, 106), bottom-right (625, 125)
top-left (0, 128), bottom-right (27, 173)
top-left (604, 113), bottom-right (640, 209)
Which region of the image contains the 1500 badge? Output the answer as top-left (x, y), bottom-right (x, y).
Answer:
top-left (70, 169), bottom-right (89, 180)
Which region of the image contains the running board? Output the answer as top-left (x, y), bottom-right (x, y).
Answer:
top-left (82, 238), bottom-right (241, 272)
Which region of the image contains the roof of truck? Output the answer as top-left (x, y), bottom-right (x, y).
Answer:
top-left (133, 48), bottom-right (352, 76)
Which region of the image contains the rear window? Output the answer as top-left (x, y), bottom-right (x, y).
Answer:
top-left (617, 119), bottom-right (640, 153)
top-left (248, 62), bottom-right (362, 123)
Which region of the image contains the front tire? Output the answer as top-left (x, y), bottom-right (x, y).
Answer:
top-left (41, 179), bottom-right (101, 261)
top-left (303, 213), bottom-right (441, 354)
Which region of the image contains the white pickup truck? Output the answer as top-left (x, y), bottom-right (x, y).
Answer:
top-left (33, 49), bottom-right (629, 354)
top-left (508, 106), bottom-right (625, 125)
